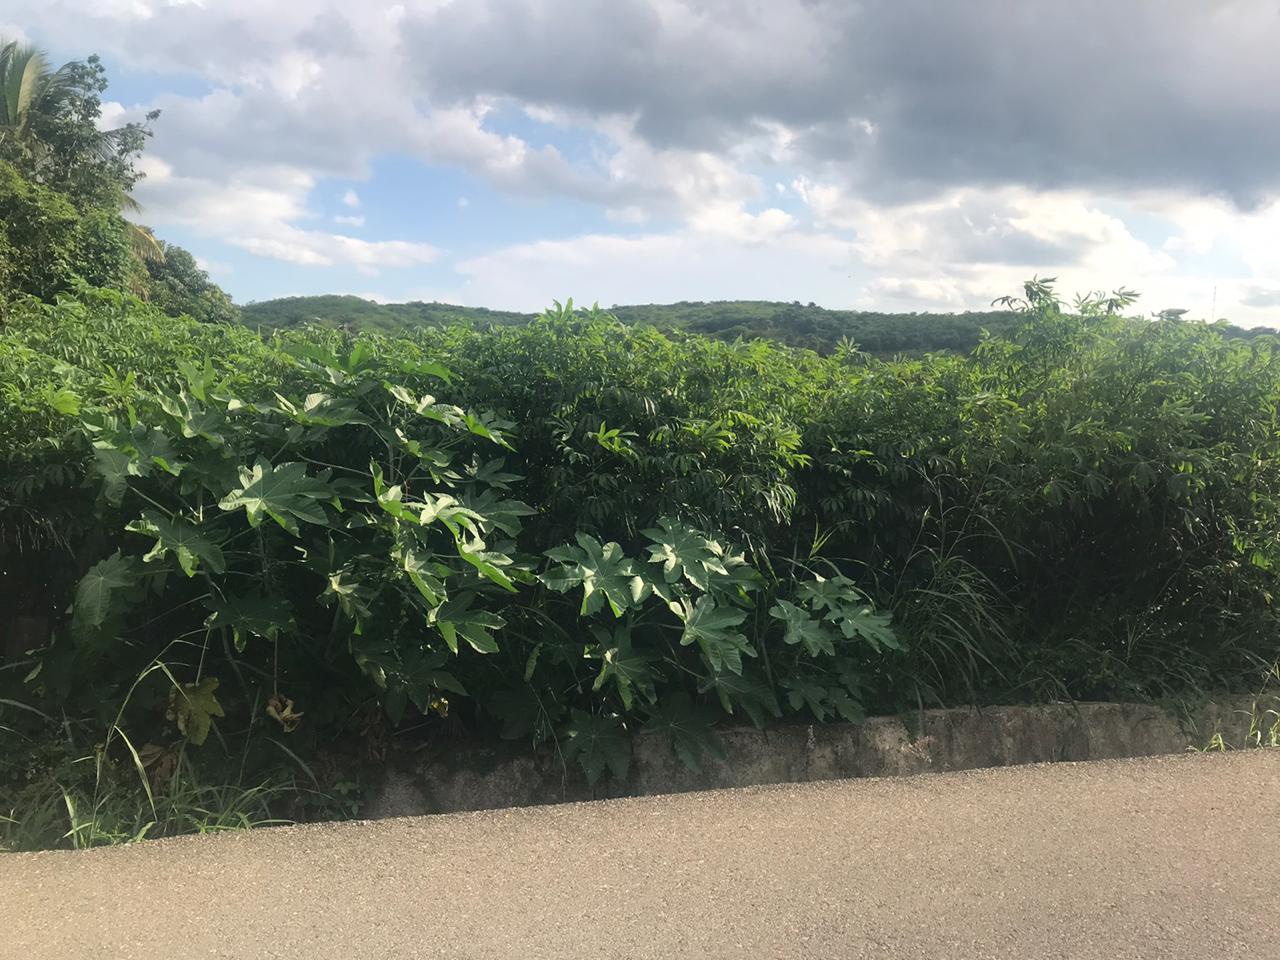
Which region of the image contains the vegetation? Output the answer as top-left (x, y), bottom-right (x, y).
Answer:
top-left (2, 42), bottom-right (1279, 852)
top-left (242, 294), bottom-right (1279, 357)
top-left (8, 280), bottom-right (1280, 849)
top-left (0, 39), bottom-right (233, 322)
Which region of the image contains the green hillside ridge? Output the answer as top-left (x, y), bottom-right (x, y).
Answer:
top-left (241, 294), bottom-right (1277, 355)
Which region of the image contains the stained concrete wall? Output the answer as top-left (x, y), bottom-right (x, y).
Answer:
top-left (364, 699), bottom-right (1258, 820)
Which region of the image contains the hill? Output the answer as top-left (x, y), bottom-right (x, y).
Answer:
top-left (239, 295), bottom-right (1026, 354)
top-left (240, 294), bottom-right (1278, 355)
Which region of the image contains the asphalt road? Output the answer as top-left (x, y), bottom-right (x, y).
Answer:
top-left (3, 751), bottom-right (1277, 959)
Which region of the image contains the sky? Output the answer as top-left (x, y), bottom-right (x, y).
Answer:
top-left (6, 0), bottom-right (1280, 322)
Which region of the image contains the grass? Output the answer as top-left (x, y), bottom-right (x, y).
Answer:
top-left (1196, 662), bottom-right (1280, 752)
top-left (1, 754), bottom-right (301, 852)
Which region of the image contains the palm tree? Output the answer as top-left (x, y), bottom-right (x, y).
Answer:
top-left (1, 39), bottom-right (162, 262)
top-left (0, 41), bottom-right (76, 150)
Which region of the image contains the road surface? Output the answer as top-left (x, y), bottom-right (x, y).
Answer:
top-left (3, 751), bottom-right (1277, 959)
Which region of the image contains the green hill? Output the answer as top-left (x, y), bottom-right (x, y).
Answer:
top-left (240, 295), bottom-right (1030, 354)
top-left (240, 294), bottom-right (1278, 355)
top-left (239, 295), bottom-right (530, 335)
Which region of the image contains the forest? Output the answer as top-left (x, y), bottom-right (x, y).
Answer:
top-left (3, 42), bottom-right (1280, 851)
top-left (242, 294), bottom-right (1277, 357)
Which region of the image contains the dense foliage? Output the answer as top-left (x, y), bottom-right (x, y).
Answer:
top-left (242, 294), bottom-right (1279, 357)
top-left (0, 40), bottom-right (236, 324)
top-left (6, 280), bottom-right (1280, 848)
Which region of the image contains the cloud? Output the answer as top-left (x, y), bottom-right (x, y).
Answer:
top-left (18, 0), bottom-right (1280, 209)
top-left (132, 158), bottom-right (436, 273)
top-left (8, 0), bottom-right (1280, 319)
top-left (237, 228), bottom-right (439, 272)
top-left (405, 0), bottom-right (1280, 206)
top-left (194, 256), bottom-right (233, 277)
top-left (453, 227), bottom-right (861, 310)
top-left (1241, 286), bottom-right (1280, 309)
top-left (792, 180), bottom-right (1172, 275)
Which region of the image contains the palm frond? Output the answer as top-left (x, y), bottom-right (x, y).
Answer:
top-left (127, 221), bottom-right (164, 263)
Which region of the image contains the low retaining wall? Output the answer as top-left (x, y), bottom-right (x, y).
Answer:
top-left (364, 699), bottom-right (1257, 820)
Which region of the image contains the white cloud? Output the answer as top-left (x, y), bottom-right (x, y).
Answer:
top-left (454, 227), bottom-right (859, 311)
top-left (238, 228), bottom-right (439, 272)
top-left (8, 0), bottom-right (1280, 320)
top-left (133, 164), bottom-right (435, 273)
top-left (194, 256), bottom-right (233, 276)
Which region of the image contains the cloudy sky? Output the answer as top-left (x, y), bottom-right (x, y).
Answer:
top-left (8, 0), bottom-right (1280, 321)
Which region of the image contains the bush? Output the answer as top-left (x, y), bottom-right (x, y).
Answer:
top-left (3, 281), bottom-right (1279, 849)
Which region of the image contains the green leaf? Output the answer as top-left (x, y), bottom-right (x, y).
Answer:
top-left (157, 389), bottom-right (226, 445)
top-left (385, 383), bottom-right (466, 428)
top-left (562, 710), bottom-right (630, 786)
top-left (796, 576), bottom-right (900, 652)
top-left (797, 574), bottom-right (862, 614)
top-left (540, 532), bottom-right (651, 617)
top-left (463, 457), bottom-right (522, 490)
top-left (126, 511), bottom-right (226, 577)
top-left (41, 385), bottom-right (80, 415)
top-left (488, 686), bottom-right (555, 743)
top-left (398, 547), bottom-right (448, 608)
top-left (827, 687), bottom-right (865, 724)
top-left (769, 599), bottom-right (836, 657)
top-left (781, 677), bottom-right (831, 720)
top-left (322, 567), bottom-right (372, 620)
top-left (459, 486), bottom-right (537, 537)
top-left (272, 391), bottom-right (369, 427)
top-left (401, 359), bottom-right (455, 383)
top-left (130, 427), bottom-right (183, 476)
top-left (699, 669), bottom-right (780, 727)
top-left (420, 493), bottom-right (485, 536)
top-left (457, 537), bottom-right (518, 592)
top-left (673, 596), bottom-right (754, 674)
top-left (167, 677), bottom-right (225, 746)
top-left (434, 593), bottom-right (506, 654)
top-left (463, 410), bottom-right (515, 449)
top-left (591, 626), bottom-right (658, 710)
top-left (641, 517), bottom-right (730, 591)
top-left (92, 443), bottom-right (144, 505)
top-left (643, 693), bottom-right (725, 773)
top-left (218, 458), bottom-right (336, 534)
top-left (836, 605), bottom-right (900, 652)
top-left (71, 552), bottom-right (143, 641)
top-left (449, 621), bottom-right (499, 654)
top-left (206, 593), bottom-right (293, 652)
top-left (371, 464), bottom-right (414, 521)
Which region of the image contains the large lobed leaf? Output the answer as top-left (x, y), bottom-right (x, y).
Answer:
top-left (218, 458), bottom-right (337, 535)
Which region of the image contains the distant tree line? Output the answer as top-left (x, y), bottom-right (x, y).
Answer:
top-left (242, 294), bottom-right (1277, 357)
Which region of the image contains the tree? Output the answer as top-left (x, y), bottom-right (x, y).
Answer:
top-left (0, 160), bottom-right (136, 303)
top-left (143, 242), bottom-right (240, 324)
top-left (1, 41), bottom-right (158, 207)
top-left (0, 41), bottom-right (75, 147)
top-left (1, 39), bottom-right (161, 266)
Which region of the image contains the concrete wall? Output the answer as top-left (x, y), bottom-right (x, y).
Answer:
top-left (364, 699), bottom-right (1257, 820)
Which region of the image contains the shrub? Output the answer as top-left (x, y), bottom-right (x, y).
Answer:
top-left (3, 281), bottom-right (1279, 849)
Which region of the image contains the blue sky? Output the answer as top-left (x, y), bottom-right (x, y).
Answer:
top-left (8, 1), bottom-right (1280, 322)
